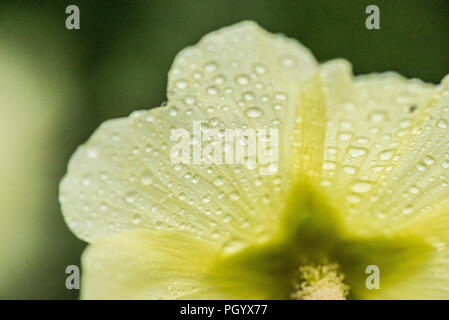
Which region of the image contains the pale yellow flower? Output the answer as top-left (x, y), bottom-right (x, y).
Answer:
top-left (60, 21), bottom-right (449, 299)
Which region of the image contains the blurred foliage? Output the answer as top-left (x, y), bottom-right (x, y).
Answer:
top-left (0, 0), bottom-right (447, 299)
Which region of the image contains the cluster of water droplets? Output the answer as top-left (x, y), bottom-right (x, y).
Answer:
top-left (61, 22), bottom-right (321, 255)
top-left (318, 74), bottom-right (447, 228)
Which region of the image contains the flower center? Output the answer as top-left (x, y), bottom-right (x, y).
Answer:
top-left (290, 262), bottom-right (349, 300)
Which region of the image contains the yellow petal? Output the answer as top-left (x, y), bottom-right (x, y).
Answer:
top-left (367, 80), bottom-right (449, 299)
top-left (81, 229), bottom-right (272, 299)
top-left (290, 70), bottom-right (328, 181)
top-left (59, 22), bottom-right (318, 248)
top-left (314, 59), bottom-right (440, 234)
top-left (362, 199), bottom-right (449, 299)
top-left (368, 75), bottom-right (449, 229)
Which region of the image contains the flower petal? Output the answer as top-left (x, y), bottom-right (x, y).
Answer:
top-left (369, 76), bottom-right (449, 229)
top-left (313, 59), bottom-right (442, 234)
top-left (81, 229), bottom-right (275, 299)
top-left (366, 199), bottom-right (449, 299)
top-left (59, 21), bottom-right (318, 247)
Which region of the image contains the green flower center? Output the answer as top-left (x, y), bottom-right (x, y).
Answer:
top-left (290, 262), bottom-right (348, 300)
top-left (210, 182), bottom-right (434, 299)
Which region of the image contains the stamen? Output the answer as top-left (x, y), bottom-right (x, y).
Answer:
top-left (290, 262), bottom-right (349, 300)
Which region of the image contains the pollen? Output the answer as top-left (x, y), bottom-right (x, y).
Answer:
top-left (290, 262), bottom-right (349, 300)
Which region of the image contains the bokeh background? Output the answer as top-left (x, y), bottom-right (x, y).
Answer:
top-left (0, 0), bottom-right (447, 299)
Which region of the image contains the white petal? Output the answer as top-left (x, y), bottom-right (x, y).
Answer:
top-left (316, 60), bottom-right (448, 234)
top-left (81, 229), bottom-right (275, 299)
top-left (60, 21), bottom-right (318, 247)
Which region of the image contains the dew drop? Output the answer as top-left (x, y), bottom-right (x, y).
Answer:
top-left (175, 80), bottom-right (187, 89)
top-left (410, 186), bottom-right (420, 194)
top-left (274, 92), bottom-right (287, 100)
top-left (87, 147), bottom-right (98, 159)
top-left (402, 205), bottom-right (414, 215)
top-left (416, 163), bottom-right (426, 172)
top-left (206, 86), bottom-right (218, 95)
top-left (378, 149), bottom-right (394, 161)
top-left (125, 191), bottom-right (138, 204)
top-left (243, 92), bottom-right (255, 101)
top-left (213, 176), bottom-right (225, 186)
top-left (438, 119), bottom-right (448, 129)
top-left (369, 111), bottom-right (386, 123)
top-left (338, 132), bottom-right (352, 142)
top-left (323, 161), bottom-right (336, 170)
top-left (141, 172), bottom-right (153, 185)
top-left (281, 56), bottom-right (295, 67)
top-left (343, 166), bottom-right (356, 175)
top-left (202, 194), bottom-right (211, 203)
top-left (236, 75), bottom-right (249, 85)
top-left (229, 191), bottom-right (240, 201)
top-left (132, 214), bottom-right (142, 225)
top-left (184, 96), bottom-right (195, 105)
top-left (349, 147), bottom-right (367, 158)
top-left (244, 107), bottom-right (263, 118)
top-left (254, 63), bottom-right (267, 74)
top-left (222, 239), bottom-right (245, 254)
top-left (351, 181), bottom-right (372, 194)
top-left (423, 156), bottom-right (435, 165)
top-left (204, 61), bottom-right (218, 72)
top-left (400, 119), bottom-right (411, 128)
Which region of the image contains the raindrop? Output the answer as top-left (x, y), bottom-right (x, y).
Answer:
top-left (323, 161), bottom-right (336, 170)
top-left (213, 176), bottom-right (225, 186)
top-left (229, 191), bottom-right (240, 201)
top-left (203, 194), bottom-right (211, 203)
top-left (206, 86), bottom-right (218, 95)
top-left (378, 149), bottom-right (394, 161)
top-left (244, 107), bottom-right (263, 118)
top-left (243, 92), bottom-right (255, 101)
top-left (338, 132), bottom-right (352, 142)
top-left (204, 61), bottom-right (218, 72)
top-left (410, 186), bottom-right (420, 194)
top-left (125, 191), bottom-right (138, 204)
top-left (222, 239), bottom-right (245, 254)
top-left (423, 156), bottom-right (435, 165)
top-left (175, 80), bottom-right (187, 89)
top-left (369, 111), bottom-right (386, 123)
top-left (87, 147), bottom-right (98, 159)
top-left (349, 147), bottom-right (367, 158)
top-left (438, 119), bottom-right (448, 129)
top-left (351, 181), bottom-right (372, 194)
top-left (254, 63), bottom-right (267, 74)
top-left (184, 96), bottom-right (195, 105)
top-left (132, 214), bottom-right (142, 225)
top-left (343, 166), bottom-right (356, 175)
top-left (274, 92), bottom-right (287, 100)
top-left (281, 56), bottom-right (295, 67)
top-left (416, 163), bottom-right (426, 172)
top-left (236, 75), bottom-right (249, 85)
top-left (400, 119), bottom-right (411, 128)
top-left (402, 205), bottom-right (414, 215)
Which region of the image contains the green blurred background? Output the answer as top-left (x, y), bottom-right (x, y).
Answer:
top-left (0, 0), bottom-right (447, 299)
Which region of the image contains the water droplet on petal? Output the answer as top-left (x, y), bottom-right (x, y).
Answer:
top-left (438, 119), bottom-right (448, 129)
top-left (132, 214), bottom-right (142, 225)
top-left (125, 191), bottom-right (138, 204)
top-left (229, 191), bottom-right (240, 201)
top-left (349, 147), bottom-right (367, 158)
top-left (245, 107), bottom-right (263, 118)
top-left (351, 181), bottom-right (372, 194)
top-left (379, 149), bottom-right (394, 161)
top-left (141, 172), bottom-right (153, 185)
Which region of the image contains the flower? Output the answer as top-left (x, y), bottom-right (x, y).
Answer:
top-left (59, 21), bottom-right (449, 299)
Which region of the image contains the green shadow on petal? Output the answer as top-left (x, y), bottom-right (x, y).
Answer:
top-left (208, 182), bottom-right (434, 299)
